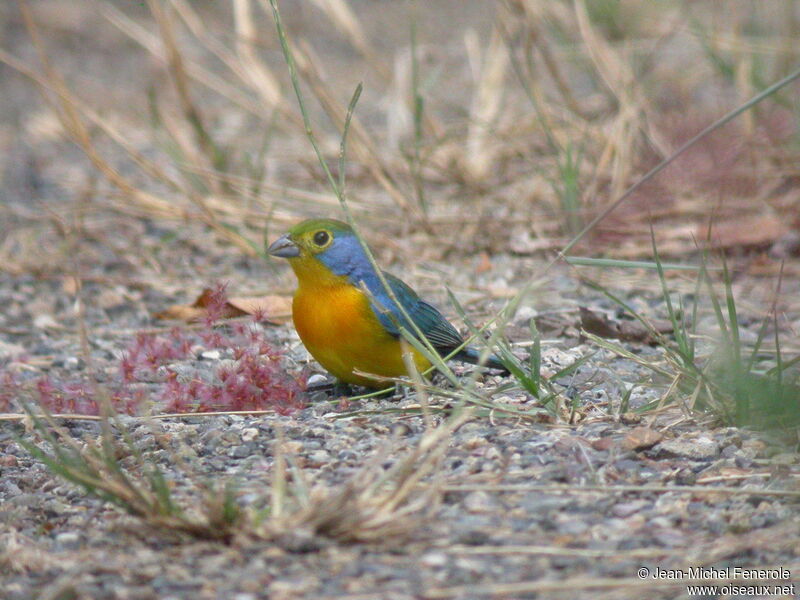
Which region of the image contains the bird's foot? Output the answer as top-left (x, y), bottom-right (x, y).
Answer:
top-left (331, 381), bottom-right (356, 397)
top-left (306, 379), bottom-right (358, 398)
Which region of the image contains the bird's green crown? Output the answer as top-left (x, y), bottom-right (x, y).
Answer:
top-left (273, 218), bottom-right (357, 258)
top-left (288, 219), bottom-right (352, 238)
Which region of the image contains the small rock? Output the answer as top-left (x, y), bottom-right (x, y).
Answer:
top-left (167, 364), bottom-right (198, 384)
top-left (200, 350), bottom-right (221, 360)
top-left (612, 500), bottom-right (648, 518)
top-left (673, 467), bottom-right (697, 485)
top-left (419, 552), bottom-right (448, 567)
top-left (307, 450), bottom-right (330, 465)
top-left (557, 518), bottom-right (589, 536)
top-left (230, 445), bottom-right (252, 458)
top-left (10, 493), bottom-right (41, 507)
top-left (648, 516), bottom-right (674, 529)
top-left (269, 578), bottom-right (315, 597)
top-left (463, 491), bottom-right (500, 514)
top-left (455, 529), bottom-right (491, 546)
top-left (306, 374), bottom-right (328, 386)
top-left (620, 413), bottom-right (642, 425)
top-left (657, 436), bottom-right (720, 460)
top-left (741, 438), bottom-right (767, 458)
top-left (337, 449), bottom-right (358, 461)
top-left (33, 314), bottom-right (59, 329)
top-left (282, 441), bottom-right (303, 454)
top-left (652, 528), bottom-right (686, 547)
top-left (464, 436), bottom-right (487, 450)
top-left (63, 356), bottom-right (83, 370)
top-left (622, 427), bottom-right (662, 451)
top-left (0, 455), bottom-right (18, 467)
top-left (485, 446), bottom-right (502, 461)
top-left (54, 531), bottom-right (81, 549)
top-left (0, 340), bottom-right (26, 360)
top-left (241, 428), bottom-right (258, 442)
top-left (97, 288), bottom-right (126, 309)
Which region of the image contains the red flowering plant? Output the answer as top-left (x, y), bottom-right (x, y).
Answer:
top-left (1, 283), bottom-right (306, 416)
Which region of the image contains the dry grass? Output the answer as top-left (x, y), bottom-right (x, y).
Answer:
top-left (2, 0), bottom-right (798, 268)
top-left (17, 401), bottom-right (472, 545)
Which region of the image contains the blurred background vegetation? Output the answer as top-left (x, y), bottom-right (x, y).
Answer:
top-left (2, 0), bottom-right (798, 264)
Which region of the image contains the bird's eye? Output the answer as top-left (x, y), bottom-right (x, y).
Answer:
top-left (313, 230), bottom-right (330, 246)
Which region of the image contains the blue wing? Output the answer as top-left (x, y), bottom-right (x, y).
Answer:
top-left (369, 272), bottom-right (464, 352)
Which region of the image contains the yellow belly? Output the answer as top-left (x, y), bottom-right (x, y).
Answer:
top-left (292, 283), bottom-right (430, 388)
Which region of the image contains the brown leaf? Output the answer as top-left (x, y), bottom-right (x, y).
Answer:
top-left (154, 289), bottom-right (292, 323)
top-left (580, 307), bottom-right (625, 339)
top-left (61, 275), bottom-right (80, 295)
top-left (580, 307), bottom-right (674, 344)
top-left (475, 251), bottom-right (493, 274)
top-left (228, 295), bottom-right (292, 323)
top-left (153, 304), bottom-right (208, 322)
top-left (701, 214), bottom-right (789, 250)
top-left (591, 437), bottom-right (616, 452)
top-left (622, 426), bottom-right (663, 451)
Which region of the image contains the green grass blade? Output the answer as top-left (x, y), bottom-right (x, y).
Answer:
top-left (565, 257), bottom-right (718, 271)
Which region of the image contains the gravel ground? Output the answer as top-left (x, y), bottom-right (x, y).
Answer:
top-left (1, 409), bottom-right (799, 599)
top-left (1, 252), bottom-right (798, 599)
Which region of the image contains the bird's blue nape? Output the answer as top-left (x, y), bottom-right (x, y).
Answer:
top-left (316, 233), bottom-right (409, 325)
top-left (316, 233), bottom-right (373, 281)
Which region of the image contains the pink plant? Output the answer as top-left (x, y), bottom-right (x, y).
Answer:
top-left (0, 282), bottom-right (306, 416)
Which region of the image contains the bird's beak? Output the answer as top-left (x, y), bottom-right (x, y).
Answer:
top-left (267, 234), bottom-right (300, 258)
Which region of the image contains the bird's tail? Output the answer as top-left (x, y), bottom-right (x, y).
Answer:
top-left (453, 346), bottom-right (510, 373)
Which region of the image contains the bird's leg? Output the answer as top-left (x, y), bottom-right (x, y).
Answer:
top-left (306, 379), bottom-right (337, 394)
top-left (332, 382), bottom-right (397, 399)
top-left (331, 381), bottom-right (356, 397)
top-left (307, 379), bottom-right (398, 399)
top-left (306, 379), bottom-right (359, 399)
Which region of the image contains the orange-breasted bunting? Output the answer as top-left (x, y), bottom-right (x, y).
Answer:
top-left (267, 218), bottom-right (507, 388)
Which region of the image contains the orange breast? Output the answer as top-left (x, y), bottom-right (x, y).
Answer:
top-left (292, 280), bottom-right (430, 387)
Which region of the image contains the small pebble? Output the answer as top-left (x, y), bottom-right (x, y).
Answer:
top-left (54, 531), bottom-right (81, 549)
top-left (419, 552), bottom-right (448, 568)
top-left (241, 428), bottom-right (259, 442)
top-left (463, 491), bottom-right (501, 514)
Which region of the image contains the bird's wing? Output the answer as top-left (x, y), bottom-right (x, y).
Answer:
top-left (371, 272), bottom-right (464, 352)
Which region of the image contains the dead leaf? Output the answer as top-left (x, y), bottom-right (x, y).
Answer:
top-left (97, 288), bottom-right (126, 310)
top-left (154, 288), bottom-right (292, 323)
top-left (580, 307), bottom-right (674, 344)
top-left (591, 437), bottom-right (616, 452)
top-left (61, 275), bottom-right (80, 295)
top-left (701, 214), bottom-right (789, 250)
top-left (475, 251), bottom-right (493, 274)
top-left (622, 426), bottom-right (663, 451)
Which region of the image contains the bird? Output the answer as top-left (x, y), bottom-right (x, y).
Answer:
top-left (267, 218), bottom-right (508, 389)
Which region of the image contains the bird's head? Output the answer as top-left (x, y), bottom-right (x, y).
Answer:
top-left (267, 218), bottom-right (366, 280)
